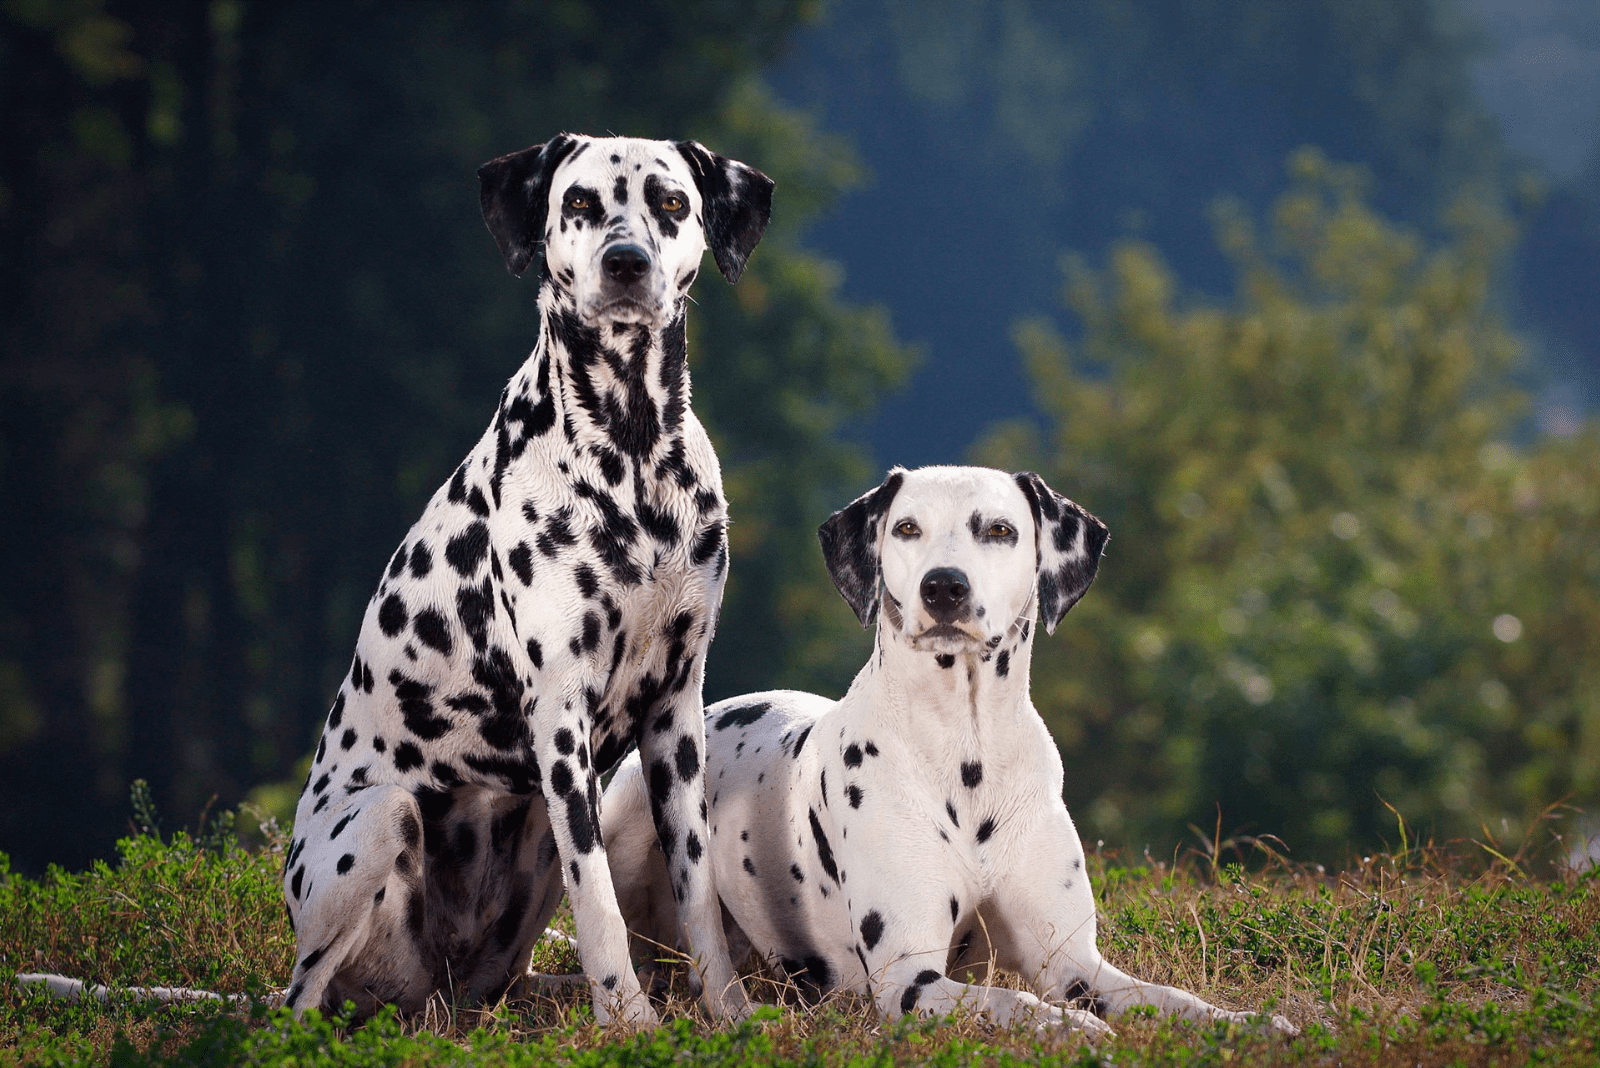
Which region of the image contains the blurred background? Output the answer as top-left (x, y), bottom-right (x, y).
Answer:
top-left (2, 0), bottom-right (1597, 875)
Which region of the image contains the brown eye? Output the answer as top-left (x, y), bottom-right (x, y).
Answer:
top-left (987, 522), bottom-right (1013, 539)
top-left (661, 195), bottom-right (684, 212)
top-left (893, 520), bottom-right (920, 538)
top-left (567, 194), bottom-right (589, 210)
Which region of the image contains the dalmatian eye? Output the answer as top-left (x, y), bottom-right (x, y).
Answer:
top-left (660, 195), bottom-right (684, 212)
top-left (987, 522), bottom-right (1014, 539)
top-left (892, 520), bottom-right (920, 539)
top-left (567, 194), bottom-right (590, 210)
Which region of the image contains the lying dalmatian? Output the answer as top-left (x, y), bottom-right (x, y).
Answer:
top-left (602, 465), bottom-right (1296, 1036)
top-left (278, 134), bottom-right (772, 1025)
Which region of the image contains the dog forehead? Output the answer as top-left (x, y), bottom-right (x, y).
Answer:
top-left (892, 467), bottom-right (1031, 530)
top-left (553, 137), bottom-right (696, 197)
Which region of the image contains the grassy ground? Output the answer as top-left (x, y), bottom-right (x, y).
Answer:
top-left (1, 814), bottom-right (1596, 1066)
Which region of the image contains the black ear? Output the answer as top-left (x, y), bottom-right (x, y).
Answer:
top-left (477, 133), bottom-right (581, 277)
top-left (673, 140), bottom-right (775, 283)
top-left (1014, 472), bottom-right (1109, 635)
top-left (817, 468), bottom-right (906, 627)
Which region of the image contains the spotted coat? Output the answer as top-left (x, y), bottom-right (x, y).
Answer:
top-left (280, 134), bottom-right (771, 1026)
top-left (603, 466), bottom-right (1296, 1037)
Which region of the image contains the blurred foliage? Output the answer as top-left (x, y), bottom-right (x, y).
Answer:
top-left (0, 0), bottom-right (911, 872)
top-left (980, 149), bottom-right (1600, 863)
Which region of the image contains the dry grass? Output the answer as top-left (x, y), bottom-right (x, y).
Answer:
top-left (3, 821), bottom-right (1598, 1066)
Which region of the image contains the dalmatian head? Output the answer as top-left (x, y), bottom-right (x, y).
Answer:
top-left (818, 466), bottom-right (1108, 652)
top-left (477, 134), bottom-right (774, 326)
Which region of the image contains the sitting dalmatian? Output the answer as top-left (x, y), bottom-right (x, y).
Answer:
top-left (279, 134), bottom-right (773, 1025)
top-left (602, 465), bottom-right (1296, 1036)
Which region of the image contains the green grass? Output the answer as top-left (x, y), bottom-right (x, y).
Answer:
top-left (2, 818), bottom-right (1598, 1066)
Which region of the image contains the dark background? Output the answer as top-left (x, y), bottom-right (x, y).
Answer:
top-left (3, 0), bottom-right (1596, 874)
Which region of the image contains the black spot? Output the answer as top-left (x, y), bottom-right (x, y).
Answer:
top-left (847, 784), bottom-right (864, 808)
top-left (390, 668), bottom-right (450, 740)
top-left (331, 811), bottom-right (356, 839)
top-left (865, 742), bottom-right (879, 757)
top-left (995, 650), bottom-right (1010, 678)
top-left (860, 910), bottom-right (885, 950)
top-left (378, 593), bottom-right (408, 637)
top-left (336, 853), bottom-right (355, 875)
top-left (690, 519), bottom-right (725, 566)
top-left (554, 728), bottom-right (575, 755)
top-left (388, 546), bottom-right (407, 579)
top-left (792, 725), bottom-right (812, 758)
top-left (457, 578), bottom-right (495, 652)
top-left (394, 741), bottom-right (424, 772)
top-left (790, 863), bottom-right (804, 883)
top-left (949, 896), bottom-right (959, 922)
top-left (686, 831), bottom-right (702, 862)
top-left (550, 759), bottom-right (574, 796)
top-left (409, 541), bottom-right (432, 578)
top-left (675, 735), bottom-right (699, 781)
top-left (565, 790), bottom-right (595, 853)
top-left (373, 736), bottom-right (386, 753)
top-left (743, 856), bottom-right (757, 876)
top-left (313, 772), bottom-right (330, 794)
top-left (809, 808), bottom-right (839, 885)
top-left (844, 744), bottom-right (863, 768)
top-left (526, 637), bottom-right (543, 669)
top-left (315, 736), bottom-right (326, 764)
top-left (976, 817), bottom-right (996, 843)
top-left (412, 609), bottom-right (453, 656)
top-left (713, 701), bottom-right (770, 731)
top-left (961, 762), bottom-right (983, 789)
top-left (647, 759), bottom-right (672, 812)
top-left (573, 563), bottom-right (599, 598)
top-left (328, 692), bottom-right (345, 729)
top-left (466, 486), bottom-right (490, 517)
top-left (945, 801), bottom-right (959, 827)
top-left (373, 887), bottom-right (386, 905)
top-left (508, 543), bottom-right (534, 586)
top-left (340, 728), bottom-right (358, 750)
top-left (290, 865), bottom-right (304, 900)
top-left (446, 521), bottom-right (490, 577)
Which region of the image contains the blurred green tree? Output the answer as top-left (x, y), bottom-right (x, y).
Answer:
top-left (0, 1), bottom-right (911, 871)
top-left (980, 150), bottom-right (1600, 862)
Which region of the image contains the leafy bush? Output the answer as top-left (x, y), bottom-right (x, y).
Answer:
top-left (982, 150), bottom-right (1600, 860)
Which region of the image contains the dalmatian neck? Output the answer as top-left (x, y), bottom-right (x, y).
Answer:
top-left (509, 283), bottom-right (695, 465)
top-left (861, 609), bottom-right (1040, 750)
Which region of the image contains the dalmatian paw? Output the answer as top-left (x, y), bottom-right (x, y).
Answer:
top-left (1057, 1005), bottom-right (1116, 1039)
top-left (1221, 1008), bottom-right (1299, 1036)
top-left (594, 986), bottom-right (660, 1029)
top-left (705, 982), bottom-right (757, 1022)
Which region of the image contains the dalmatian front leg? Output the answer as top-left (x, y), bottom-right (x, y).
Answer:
top-left (847, 853), bottom-right (1112, 1038)
top-left (535, 675), bottom-right (657, 1027)
top-left (999, 807), bottom-right (1297, 1034)
top-left (632, 646), bottom-right (751, 1020)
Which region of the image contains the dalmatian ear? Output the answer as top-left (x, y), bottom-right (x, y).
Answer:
top-left (478, 133), bottom-right (581, 277)
top-left (818, 468), bottom-right (907, 627)
top-left (673, 140), bottom-right (775, 284)
top-left (1013, 471), bottom-right (1109, 634)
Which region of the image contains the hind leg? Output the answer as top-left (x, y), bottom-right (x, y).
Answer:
top-left (282, 785), bottom-right (432, 1016)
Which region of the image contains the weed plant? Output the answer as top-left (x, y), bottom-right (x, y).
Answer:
top-left (2, 797), bottom-right (1596, 1066)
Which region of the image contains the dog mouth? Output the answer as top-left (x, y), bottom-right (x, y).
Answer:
top-left (907, 623), bottom-right (987, 651)
top-left (584, 296), bottom-right (661, 325)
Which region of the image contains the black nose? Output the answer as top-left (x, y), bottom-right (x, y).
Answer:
top-left (920, 567), bottom-right (972, 623)
top-left (602, 244), bottom-right (651, 284)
